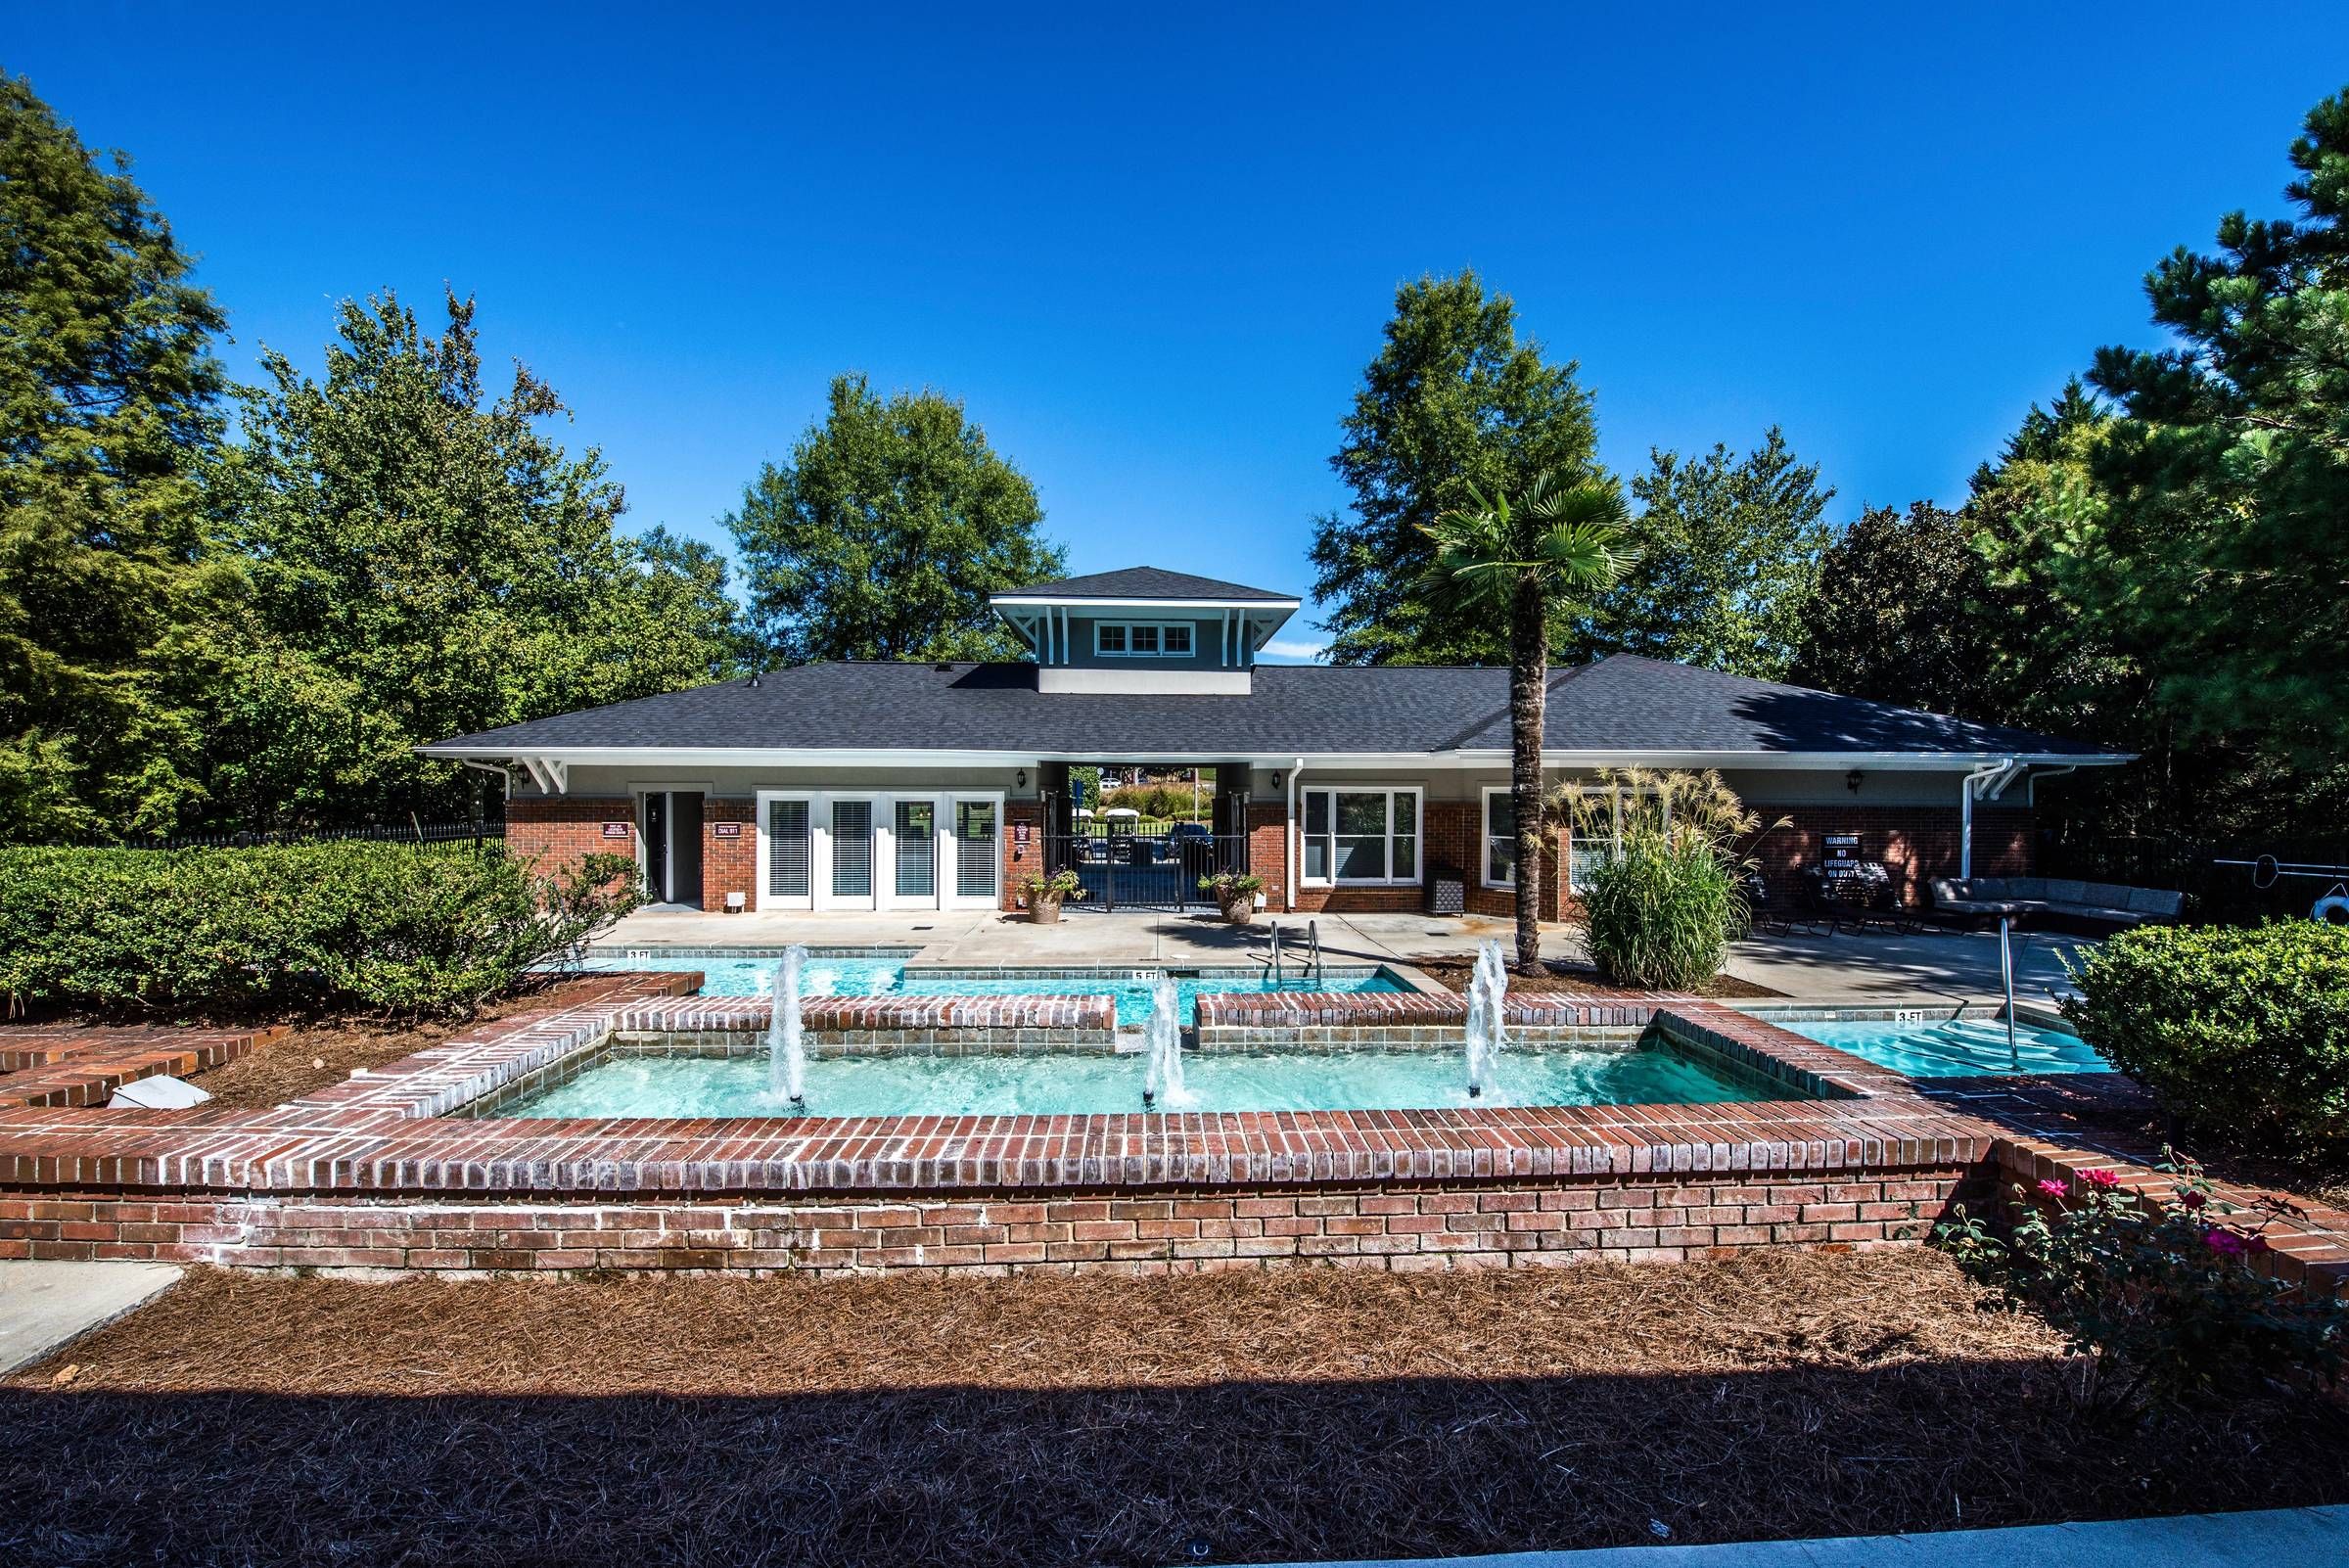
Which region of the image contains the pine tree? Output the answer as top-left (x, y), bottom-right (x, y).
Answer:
top-left (2074, 85), bottom-right (2349, 761)
top-left (1310, 271), bottom-right (1599, 666)
top-left (0, 73), bottom-right (226, 839)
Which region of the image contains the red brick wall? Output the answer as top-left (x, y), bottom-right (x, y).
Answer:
top-left (1001, 800), bottom-right (1046, 911)
top-left (507, 797), bottom-right (637, 881)
top-left (1250, 799), bottom-right (1568, 918)
top-left (1746, 805), bottom-right (2033, 907)
top-left (507, 796), bottom-right (766, 912)
top-left (0, 1174), bottom-right (1973, 1273)
top-left (702, 798), bottom-right (756, 911)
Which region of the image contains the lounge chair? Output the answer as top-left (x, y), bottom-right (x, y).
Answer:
top-left (1743, 873), bottom-right (1821, 936)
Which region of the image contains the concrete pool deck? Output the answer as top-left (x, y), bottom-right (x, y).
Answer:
top-left (595, 907), bottom-right (2096, 1010)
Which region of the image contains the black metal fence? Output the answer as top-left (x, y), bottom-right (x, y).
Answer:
top-left (1042, 822), bottom-right (1251, 911)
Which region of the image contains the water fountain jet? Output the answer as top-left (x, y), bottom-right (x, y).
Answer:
top-left (1141, 974), bottom-right (1196, 1109)
top-left (767, 945), bottom-right (809, 1107)
top-left (1464, 939), bottom-right (1509, 1099)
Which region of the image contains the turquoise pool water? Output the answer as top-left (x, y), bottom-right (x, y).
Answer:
top-left (576, 952), bottom-right (1405, 1027)
top-left (494, 1040), bottom-right (1774, 1119)
top-left (1778, 1015), bottom-right (2110, 1077)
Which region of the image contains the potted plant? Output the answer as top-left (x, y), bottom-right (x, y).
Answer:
top-left (1199, 871), bottom-right (1265, 925)
top-left (1021, 869), bottom-right (1085, 924)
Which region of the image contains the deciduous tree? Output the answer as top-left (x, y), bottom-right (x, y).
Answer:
top-left (726, 375), bottom-right (1063, 665)
top-left (1568, 429), bottom-right (1830, 678)
top-left (205, 291), bottom-right (743, 823)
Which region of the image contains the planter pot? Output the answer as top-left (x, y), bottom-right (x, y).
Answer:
top-left (1029, 897), bottom-right (1064, 924)
top-left (1219, 897), bottom-right (1257, 926)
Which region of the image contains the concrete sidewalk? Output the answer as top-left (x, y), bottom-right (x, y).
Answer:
top-left (1266, 1504), bottom-right (2349, 1568)
top-left (0, 1260), bottom-right (183, 1374)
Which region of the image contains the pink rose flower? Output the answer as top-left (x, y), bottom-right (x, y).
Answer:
top-left (2035, 1179), bottom-right (2069, 1198)
top-left (2080, 1168), bottom-right (2121, 1189)
top-left (2181, 1189), bottom-right (2207, 1210)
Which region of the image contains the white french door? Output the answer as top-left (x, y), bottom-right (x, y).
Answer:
top-left (757, 788), bottom-right (1006, 912)
top-left (819, 797), bottom-right (878, 910)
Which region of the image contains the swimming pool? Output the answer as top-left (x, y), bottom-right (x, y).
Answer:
top-left (493, 1038), bottom-right (1775, 1119)
top-left (576, 950), bottom-right (1407, 1027)
top-left (1775, 1014), bottom-right (2110, 1077)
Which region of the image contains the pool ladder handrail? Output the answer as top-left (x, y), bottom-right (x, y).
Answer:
top-left (1267, 922), bottom-right (1284, 987)
top-left (1307, 918), bottom-right (1323, 987)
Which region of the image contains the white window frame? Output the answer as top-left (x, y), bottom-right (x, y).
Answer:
top-left (1480, 785), bottom-right (1523, 889)
top-left (1092, 620), bottom-right (1195, 659)
top-left (1556, 784), bottom-right (1665, 892)
top-left (1298, 785), bottom-right (1423, 887)
top-left (755, 789), bottom-right (816, 911)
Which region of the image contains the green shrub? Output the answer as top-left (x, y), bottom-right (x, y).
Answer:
top-left (0, 843), bottom-right (640, 1018)
top-left (1936, 1157), bottom-right (2346, 1416)
top-left (1578, 828), bottom-right (1743, 991)
top-left (2061, 923), bottom-right (2349, 1163)
top-left (1098, 782), bottom-right (1210, 821)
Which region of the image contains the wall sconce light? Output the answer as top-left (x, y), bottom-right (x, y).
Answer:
top-left (1845, 769), bottom-right (1864, 795)
top-left (1270, 770), bottom-right (1284, 791)
top-left (1016, 768), bottom-right (1029, 790)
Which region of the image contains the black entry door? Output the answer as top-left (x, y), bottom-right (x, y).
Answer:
top-left (670, 791), bottom-right (704, 906)
top-left (643, 792), bottom-right (669, 899)
top-left (640, 791), bottom-right (705, 905)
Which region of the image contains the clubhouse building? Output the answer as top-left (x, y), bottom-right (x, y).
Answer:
top-left (419, 568), bottom-right (2123, 918)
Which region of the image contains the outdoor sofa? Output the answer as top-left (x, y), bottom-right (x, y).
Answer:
top-left (1926, 876), bottom-right (2183, 931)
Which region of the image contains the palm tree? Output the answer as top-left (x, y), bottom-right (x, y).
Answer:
top-left (1421, 471), bottom-right (1635, 976)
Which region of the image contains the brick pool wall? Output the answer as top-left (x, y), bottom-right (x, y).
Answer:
top-left (0, 1174), bottom-right (1974, 1273)
top-left (7, 983), bottom-right (2341, 1292)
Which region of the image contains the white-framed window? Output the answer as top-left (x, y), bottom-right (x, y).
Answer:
top-left (1300, 786), bottom-right (1421, 885)
top-left (1481, 786), bottom-right (1520, 888)
top-left (1557, 784), bottom-right (1664, 891)
top-left (1093, 621), bottom-right (1194, 658)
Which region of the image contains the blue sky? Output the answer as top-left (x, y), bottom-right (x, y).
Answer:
top-left (12, 5), bottom-right (2347, 660)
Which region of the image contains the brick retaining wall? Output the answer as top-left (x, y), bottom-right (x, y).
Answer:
top-left (0, 1173), bottom-right (1976, 1273)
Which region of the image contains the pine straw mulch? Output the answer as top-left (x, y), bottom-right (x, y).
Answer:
top-left (182, 976), bottom-right (640, 1110)
top-left (8, 1250), bottom-right (2348, 1567)
top-left (1410, 954), bottom-right (1783, 999)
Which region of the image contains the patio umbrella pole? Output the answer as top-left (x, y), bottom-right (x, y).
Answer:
top-left (2000, 915), bottom-right (2018, 1075)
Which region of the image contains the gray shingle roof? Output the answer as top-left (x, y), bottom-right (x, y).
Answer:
top-left (421, 655), bottom-right (2117, 761)
top-left (995, 566), bottom-right (1296, 602)
top-left (1464, 656), bottom-right (2111, 757)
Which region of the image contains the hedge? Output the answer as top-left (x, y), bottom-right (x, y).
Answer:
top-left (0, 843), bottom-right (640, 1018)
top-left (2062, 922), bottom-right (2349, 1163)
